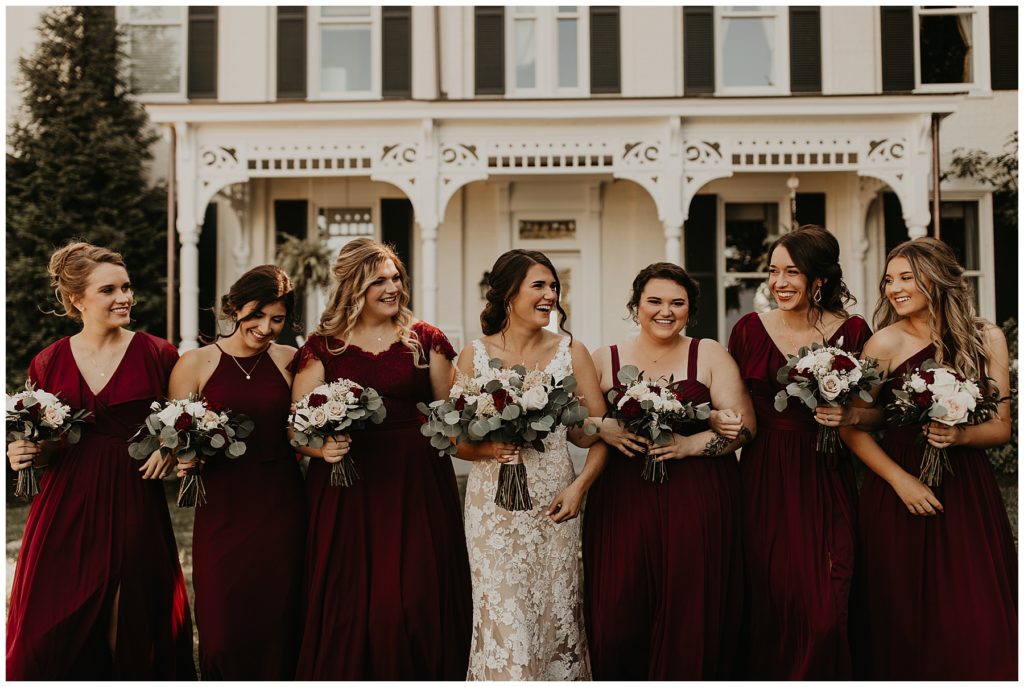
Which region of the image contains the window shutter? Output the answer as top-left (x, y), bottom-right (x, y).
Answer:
top-left (789, 7), bottom-right (821, 93)
top-left (382, 6), bottom-right (412, 98)
top-left (989, 6), bottom-right (1018, 91)
top-left (589, 7), bottom-right (620, 94)
top-left (475, 6), bottom-right (504, 95)
top-left (683, 194), bottom-right (718, 340)
top-left (880, 6), bottom-right (914, 93)
top-left (187, 6), bottom-right (217, 99)
top-left (683, 7), bottom-right (715, 95)
top-left (276, 6), bottom-right (306, 99)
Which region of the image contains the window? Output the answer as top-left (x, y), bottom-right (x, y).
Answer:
top-left (310, 6), bottom-right (380, 98)
top-left (914, 6), bottom-right (980, 92)
top-left (121, 6), bottom-right (187, 99)
top-left (507, 6), bottom-right (589, 96)
top-left (317, 207), bottom-right (375, 253)
top-left (716, 6), bottom-right (789, 95)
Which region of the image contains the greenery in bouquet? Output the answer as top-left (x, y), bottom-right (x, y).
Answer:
top-left (128, 395), bottom-right (254, 507)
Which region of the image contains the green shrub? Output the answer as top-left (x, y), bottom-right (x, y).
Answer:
top-left (987, 318), bottom-right (1017, 479)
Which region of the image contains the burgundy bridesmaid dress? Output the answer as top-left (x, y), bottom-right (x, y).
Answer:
top-left (728, 312), bottom-right (871, 679)
top-left (292, 321), bottom-right (472, 680)
top-left (583, 339), bottom-right (743, 680)
top-left (190, 344), bottom-right (305, 679)
top-left (6, 332), bottom-right (196, 680)
top-left (852, 344), bottom-right (1017, 679)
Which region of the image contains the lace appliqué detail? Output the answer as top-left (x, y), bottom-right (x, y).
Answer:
top-left (464, 336), bottom-right (589, 680)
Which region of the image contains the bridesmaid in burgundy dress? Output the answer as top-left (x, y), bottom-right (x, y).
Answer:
top-left (840, 238), bottom-right (1016, 679)
top-left (6, 242), bottom-right (195, 680)
top-left (583, 263), bottom-right (755, 680)
top-left (168, 265), bottom-right (305, 679)
top-left (291, 238), bottom-right (471, 680)
top-left (727, 226), bottom-right (874, 679)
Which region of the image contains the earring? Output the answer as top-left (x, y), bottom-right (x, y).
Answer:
top-left (813, 287), bottom-right (823, 305)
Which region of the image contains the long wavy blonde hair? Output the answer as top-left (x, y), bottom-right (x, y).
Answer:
top-left (314, 238), bottom-right (425, 366)
top-left (873, 237), bottom-right (988, 380)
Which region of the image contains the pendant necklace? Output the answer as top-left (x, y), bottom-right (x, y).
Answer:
top-left (217, 343), bottom-right (264, 380)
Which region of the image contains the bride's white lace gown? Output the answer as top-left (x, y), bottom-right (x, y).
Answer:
top-left (463, 336), bottom-right (590, 681)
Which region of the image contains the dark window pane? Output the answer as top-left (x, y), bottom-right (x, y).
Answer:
top-left (920, 13), bottom-right (972, 84)
top-left (725, 202), bottom-right (777, 273)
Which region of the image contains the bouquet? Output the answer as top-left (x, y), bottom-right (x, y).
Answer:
top-left (604, 364), bottom-right (711, 483)
top-left (886, 359), bottom-right (1003, 486)
top-left (774, 338), bottom-right (882, 458)
top-left (290, 379), bottom-right (386, 487)
top-left (419, 358), bottom-right (594, 512)
top-left (129, 395), bottom-right (254, 507)
top-left (6, 383), bottom-right (91, 497)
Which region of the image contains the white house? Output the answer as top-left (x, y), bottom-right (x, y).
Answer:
top-left (6, 5), bottom-right (1018, 353)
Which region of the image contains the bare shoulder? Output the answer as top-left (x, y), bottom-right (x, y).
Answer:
top-left (591, 345), bottom-right (611, 369)
top-left (980, 321), bottom-right (1008, 352)
top-left (268, 342), bottom-right (297, 365)
top-left (178, 344), bottom-right (219, 369)
top-left (696, 337), bottom-right (729, 359)
top-left (861, 323), bottom-right (907, 361)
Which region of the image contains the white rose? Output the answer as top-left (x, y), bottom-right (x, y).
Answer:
top-left (521, 385), bottom-right (549, 411)
top-left (847, 366), bottom-right (863, 385)
top-left (961, 379), bottom-right (981, 400)
top-left (796, 354), bottom-right (817, 373)
top-left (908, 374), bottom-right (928, 394)
top-left (185, 401), bottom-right (207, 419)
top-left (42, 405), bottom-right (67, 428)
top-left (929, 368), bottom-right (959, 399)
top-left (199, 410), bottom-right (221, 431)
top-left (156, 404), bottom-right (183, 428)
top-left (933, 391), bottom-right (973, 425)
top-left (308, 407), bottom-right (330, 428)
top-left (7, 394), bottom-right (20, 413)
top-left (639, 390), bottom-right (661, 406)
top-left (818, 373), bottom-right (844, 401)
top-left (324, 400), bottom-right (347, 421)
top-left (33, 390), bottom-right (60, 407)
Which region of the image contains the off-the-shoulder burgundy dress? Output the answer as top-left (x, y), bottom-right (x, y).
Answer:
top-left (6, 332), bottom-right (196, 680)
top-left (292, 321), bottom-right (472, 680)
top-left (851, 344), bottom-right (1017, 679)
top-left (728, 312), bottom-right (871, 679)
top-left (190, 345), bottom-right (305, 679)
top-left (583, 338), bottom-right (743, 679)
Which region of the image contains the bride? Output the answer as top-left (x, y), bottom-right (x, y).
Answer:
top-left (454, 249), bottom-right (607, 680)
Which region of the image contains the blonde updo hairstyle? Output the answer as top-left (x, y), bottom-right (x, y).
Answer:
top-left (47, 241), bottom-right (129, 319)
top-left (874, 237), bottom-right (989, 380)
top-left (314, 237), bottom-right (425, 365)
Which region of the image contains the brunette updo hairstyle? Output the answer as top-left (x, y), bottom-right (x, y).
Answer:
top-left (626, 262), bottom-right (701, 328)
top-left (766, 224), bottom-right (855, 324)
top-left (480, 249), bottom-right (571, 339)
top-left (47, 241), bottom-right (128, 319)
top-left (218, 265), bottom-right (299, 337)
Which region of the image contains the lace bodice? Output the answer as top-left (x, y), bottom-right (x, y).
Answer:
top-left (463, 335), bottom-right (589, 680)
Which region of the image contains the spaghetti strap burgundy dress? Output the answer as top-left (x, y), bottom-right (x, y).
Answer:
top-left (728, 312), bottom-right (871, 680)
top-left (851, 344), bottom-right (1017, 680)
top-left (583, 338), bottom-right (743, 680)
top-left (190, 345), bottom-right (306, 679)
top-left (292, 321), bottom-right (472, 680)
top-left (6, 332), bottom-right (196, 680)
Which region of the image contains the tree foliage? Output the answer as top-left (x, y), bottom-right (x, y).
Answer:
top-left (6, 7), bottom-right (168, 391)
top-left (945, 131), bottom-right (1018, 226)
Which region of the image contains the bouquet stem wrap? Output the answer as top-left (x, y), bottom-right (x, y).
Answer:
top-left (816, 425), bottom-right (841, 466)
top-left (640, 451), bottom-right (668, 484)
top-left (918, 445), bottom-right (954, 487)
top-left (177, 467), bottom-right (207, 508)
top-left (495, 454), bottom-right (533, 511)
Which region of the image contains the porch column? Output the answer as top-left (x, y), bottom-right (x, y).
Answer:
top-left (418, 220), bottom-right (439, 324)
top-left (663, 222), bottom-right (683, 265)
top-left (175, 122), bottom-right (201, 352)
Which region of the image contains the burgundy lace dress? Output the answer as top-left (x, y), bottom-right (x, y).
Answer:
top-left (851, 344), bottom-right (1017, 679)
top-left (583, 338), bottom-right (743, 680)
top-left (6, 332), bottom-right (196, 680)
top-left (728, 312), bottom-right (871, 679)
top-left (291, 321), bottom-right (472, 680)
top-left (190, 345), bottom-right (305, 679)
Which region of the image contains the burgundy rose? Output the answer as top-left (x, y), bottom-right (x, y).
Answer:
top-left (14, 399), bottom-right (24, 411)
top-left (307, 393), bottom-right (328, 408)
top-left (491, 389), bottom-right (512, 412)
top-left (920, 370), bottom-right (935, 385)
top-left (787, 367), bottom-right (801, 382)
top-left (453, 396), bottom-right (467, 412)
top-left (174, 413), bottom-right (193, 432)
top-left (619, 398), bottom-right (642, 420)
top-left (205, 399), bottom-right (224, 413)
top-left (831, 355), bottom-right (857, 372)
top-left (351, 387), bottom-right (363, 399)
top-left (672, 387), bottom-right (688, 404)
top-left (913, 391), bottom-right (934, 407)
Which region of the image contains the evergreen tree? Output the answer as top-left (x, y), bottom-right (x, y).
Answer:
top-left (7, 6), bottom-right (169, 391)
